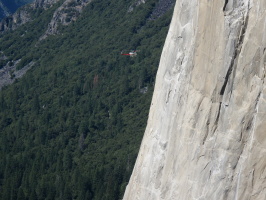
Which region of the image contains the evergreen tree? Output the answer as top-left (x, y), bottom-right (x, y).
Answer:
top-left (0, 0), bottom-right (174, 199)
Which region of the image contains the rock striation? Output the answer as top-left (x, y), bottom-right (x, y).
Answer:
top-left (123, 0), bottom-right (266, 199)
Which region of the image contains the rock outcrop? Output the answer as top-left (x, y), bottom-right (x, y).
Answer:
top-left (0, 8), bottom-right (31, 32)
top-left (0, 60), bottom-right (34, 90)
top-left (40, 0), bottom-right (92, 40)
top-left (123, 0), bottom-right (266, 199)
top-left (128, 0), bottom-right (146, 13)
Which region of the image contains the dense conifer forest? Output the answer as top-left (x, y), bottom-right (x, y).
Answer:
top-left (0, 0), bottom-right (174, 199)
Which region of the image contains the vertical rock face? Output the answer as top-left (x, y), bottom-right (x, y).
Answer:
top-left (123, 0), bottom-right (266, 199)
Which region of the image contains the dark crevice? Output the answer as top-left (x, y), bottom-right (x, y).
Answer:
top-left (255, 91), bottom-right (262, 109)
top-left (202, 109), bottom-right (212, 145)
top-left (210, 102), bottom-right (222, 137)
top-left (238, 12), bottom-right (249, 52)
top-left (202, 162), bottom-right (210, 171)
top-left (220, 3), bottom-right (250, 96)
top-left (223, 0), bottom-right (229, 11)
top-left (220, 58), bottom-right (235, 95)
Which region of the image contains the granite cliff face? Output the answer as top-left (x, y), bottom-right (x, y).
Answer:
top-left (123, 0), bottom-right (266, 199)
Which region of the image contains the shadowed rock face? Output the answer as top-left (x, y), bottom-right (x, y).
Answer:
top-left (123, 0), bottom-right (266, 199)
top-left (0, 0), bottom-right (58, 32)
top-left (0, 0), bottom-right (34, 19)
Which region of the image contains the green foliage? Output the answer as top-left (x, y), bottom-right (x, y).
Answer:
top-left (0, 0), bottom-right (174, 199)
top-left (0, 60), bottom-right (7, 69)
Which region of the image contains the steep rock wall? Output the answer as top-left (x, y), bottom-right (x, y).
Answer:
top-left (123, 0), bottom-right (266, 199)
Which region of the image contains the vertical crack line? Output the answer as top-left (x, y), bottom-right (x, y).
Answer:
top-left (220, 3), bottom-right (250, 96)
top-left (251, 169), bottom-right (255, 189)
top-left (220, 59), bottom-right (235, 95)
top-left (223, 0), bottom-right (229, 12)
top-left (166, 89), bottom-right (172, 104)
top-left (248, 91), bottom-right (261, 151)
top-left (211, 102), bottom-right (222, 135)
top-left (202, 119), bottom-right (210, 145)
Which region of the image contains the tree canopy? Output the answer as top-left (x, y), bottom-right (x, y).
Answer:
top-left (0, 0), bottom-right (174, 199)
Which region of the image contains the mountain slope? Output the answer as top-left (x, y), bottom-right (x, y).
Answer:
top-left (0, 0), bottom-right (174, 199)
top-left (123, 0), bottom-right (266, 199)
top-left (0, 0), bottom-right (34, 19)
top-left (0, 1), bottom-right (10, 19)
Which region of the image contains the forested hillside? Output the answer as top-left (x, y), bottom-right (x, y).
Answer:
top-left (0, 0), bottom-right (174, 199)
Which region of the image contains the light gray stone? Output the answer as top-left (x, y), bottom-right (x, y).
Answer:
top-left (123, 0), bottom-right (266, 199)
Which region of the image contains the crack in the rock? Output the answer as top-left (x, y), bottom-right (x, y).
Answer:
top-left (220, 57), bottom-right (235, 95)
top-left (251, 169), bottom-right (255, 188)
top-left (214, 102), bottom-right (222, 128)
top-left (220, 3), bottom-right (250, 96)
top-left (202, 119), bottom-right (210, 145)
top-left (223, 0), bottom-right (229, 11)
